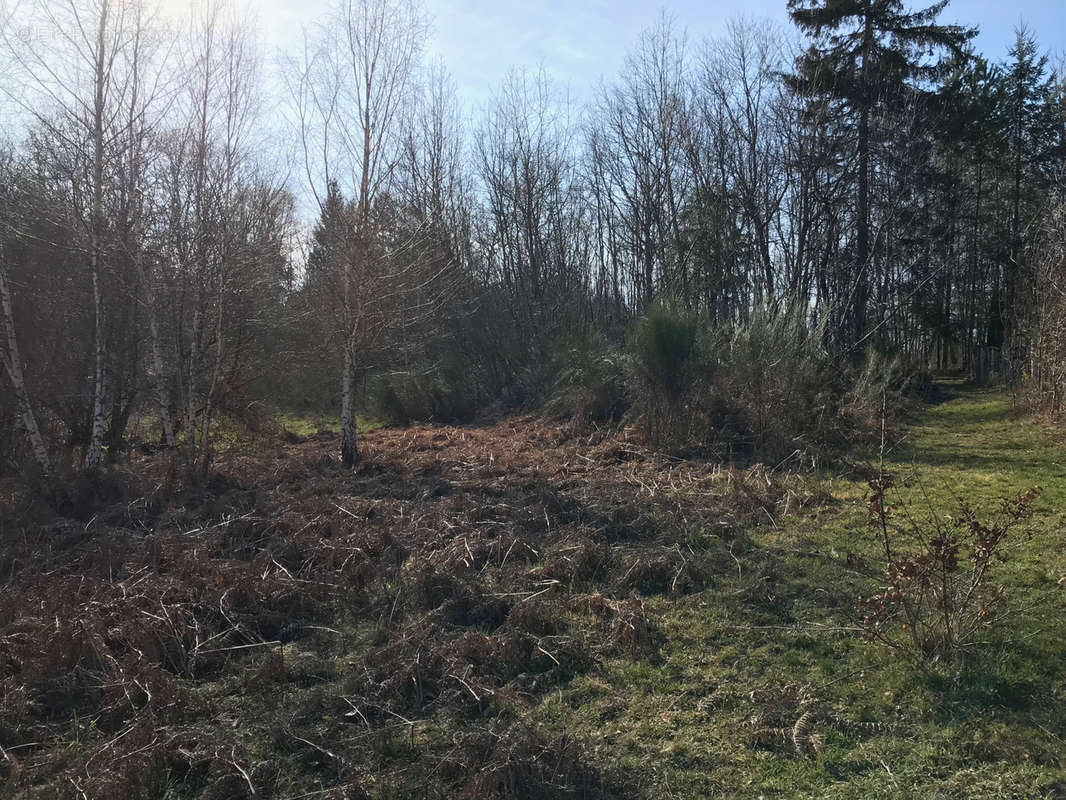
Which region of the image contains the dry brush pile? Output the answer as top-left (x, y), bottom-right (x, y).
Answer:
top-left (0, 417), bottom-right (818, 798)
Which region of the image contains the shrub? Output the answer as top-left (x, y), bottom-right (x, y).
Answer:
top-left (859, 472), bottom-right (1040, 666)
top-left (718, 302), bottom-right (833, 459)
top-left (368, 364), bottom-right (479, 425)
top-left (544, 333), bottom-right (629, 427)
top-left (542, 299), bottom-right (925, 462)
top-left (627, 302), bottom-right (706, 448)
top-left (1018, 195), bottom-right (1066, 413)
top-left (845, 348), bottom-right (935, 428)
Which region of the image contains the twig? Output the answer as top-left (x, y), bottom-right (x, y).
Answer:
top-left (229, 747), bottom-right (256, 795)
top-left (285, 729), bottom-right (340, 764)
top-left (197, 640), bottom-right (281, 655)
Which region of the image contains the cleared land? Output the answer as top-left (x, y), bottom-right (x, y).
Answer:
top-left (2, 386), bottom-right (1065, 798)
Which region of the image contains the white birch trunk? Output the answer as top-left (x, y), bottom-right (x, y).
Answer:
top-left (127, 26), bottom-right (175, 451)
top-left (85, 267), bottom-right (107, 471)
top-left (0, 261), bottom-right (53, 476)
top-left (340, 342), bottom-right (359, 466)
top-left (84, 1), bottom-right (110, 473)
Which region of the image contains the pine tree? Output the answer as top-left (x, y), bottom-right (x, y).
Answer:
top-left (787, 0), bottom-right (975, 353)
top-left (306, 179), bottom-right (354, 294)
top-left (1002, 28), bottom-right (1063, 273)
top-left (932, 51), bottom-right (1002, 364)
top-left (302, 180), bottom-right (364, 465)
top-left (999, 28), bottom-right (1066, 375)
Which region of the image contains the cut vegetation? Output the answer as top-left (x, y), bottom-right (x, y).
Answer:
top-left (2, 385), bottom-right (1064, 798)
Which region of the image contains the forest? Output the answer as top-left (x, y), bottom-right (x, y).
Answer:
top-left (1, 0), bottom-right (1066, 797)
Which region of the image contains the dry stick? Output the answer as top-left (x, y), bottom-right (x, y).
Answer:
top-left (341, 696), bottom-right (371, 728)
top-left (876, 387), bottom-right (893, 564)
top-left (228, 748), bottom-right (256, 796)
top-left (196, 640), bottom-right (281, 655)
top-left (0, 743), bottom-right (21, 788)
top-left (719, 622), bottom-right (867, 634)
top-left (190, 625), bottom-right (242, 654)
top-left (285, 730), bottom-right (340, 764)
top-left (279, 789), bottom-right (349, 800)
top-left (451, 673), bottom-right (482, 702)
top-left (332, 502), bottom-right (360, 519)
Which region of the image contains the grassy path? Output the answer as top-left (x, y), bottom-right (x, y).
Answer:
top-left (535, 386), bottom-right (1066, 798)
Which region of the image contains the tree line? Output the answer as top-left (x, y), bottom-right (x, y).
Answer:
top-left (1, 0), bottom-right (1064, 487)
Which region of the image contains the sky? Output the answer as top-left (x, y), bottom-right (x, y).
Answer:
top-left (247, 0), bottom-right (1066, 112)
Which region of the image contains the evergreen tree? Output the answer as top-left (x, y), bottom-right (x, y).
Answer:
top-left (1002, 29), bottom-right (1064, 277)
top-left (787, 0), bottom-right (974, 353)
top-left (305, 179), bottom-right (354, 295)
top-left (999, 29), bottom-right (1066, 371)
top-left (932, 52), bottom-right (1002, 363)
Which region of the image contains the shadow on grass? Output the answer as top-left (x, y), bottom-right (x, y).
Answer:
top-left (910, 636), bottom-right (1066, 741)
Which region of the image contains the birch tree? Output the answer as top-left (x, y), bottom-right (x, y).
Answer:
top-left (0, 0), bottom-right (147, 472)
top-left (116, 0), bottom-right (177, 450)
top-left (292, 0), bottom-right (428, 466)
top-left (0, 245), bottom-right (52, 477)
top-left (160, 0), bottom-right (273, 480)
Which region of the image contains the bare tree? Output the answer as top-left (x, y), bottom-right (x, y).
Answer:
top-left (476, 68), bottom-right (584, 317)
top-left (116, 1), bottom-right (179, 450)
top-left (157, 0), bottom-right (278, 480)
top-left (0, 0), bottom-right (156, 472)
top-left (589, 15), bottom-right (692, 309)
top-left (696, 19), bottom-right (792, 301)
top-left (292, 0), bottom-right (430, 466)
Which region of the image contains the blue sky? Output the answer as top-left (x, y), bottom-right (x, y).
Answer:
top-left (253, 0), bottom-right (1065, 111)
top-left (434, 0), bottom-right (1064, 103)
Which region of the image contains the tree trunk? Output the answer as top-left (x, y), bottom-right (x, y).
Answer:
top-left (340, 344), bottom-right (359, 467)
top-left (852, 7), bottom-right (874, 357)
top-left (184, 302), bottom-right (201, 471)
top-left (198, 271), bottom-right (226, 480)
top-left (142, 262), bottom-right (176, 448)
top-left (854, 104), bottom-right (870, 355)
top-left (85, 268), bottom-right (108, 471)
top-left (85, 2), bottom-right (111, 473)
top-left (0, 261), bottom-right (53, 477)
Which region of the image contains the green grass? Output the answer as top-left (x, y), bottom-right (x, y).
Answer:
top-left (275, 411), bottom-right (383, 437)
top-left (527, 384), bottom-right (1066, 798)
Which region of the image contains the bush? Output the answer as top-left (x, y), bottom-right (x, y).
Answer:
top-left (845, 348), bottom-right (935, 424)
top-left (718, 302), bottom-right (833, 459)
top-left (859, 473), bottom-right (1040, 666)
top-left (1018, 195), bottom-right (1066, 414)
top-left (368, 364), bottom-right (479, 425)
top-left (544, 333), bottom-right (629, 427)
top-left (627, 302), bottom-right (707, 448)
top-left (540, 300), bottom-right (928, 462)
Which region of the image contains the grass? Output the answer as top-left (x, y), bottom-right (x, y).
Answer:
top-left (525, 384), bottom-right (1066, 798)
top-left (120, 410), bottom-right (383, 457)
top-left (6, 385), bottom-right (1066, 798)
top-left (275, 411), bottom-right (383, 437)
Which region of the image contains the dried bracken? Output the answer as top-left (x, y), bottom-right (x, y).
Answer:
top-left (0, 415), bottom-right (803, 797)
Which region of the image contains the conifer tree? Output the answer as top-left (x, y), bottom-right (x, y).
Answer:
top-left (787, 0), bottom-right (974, 353)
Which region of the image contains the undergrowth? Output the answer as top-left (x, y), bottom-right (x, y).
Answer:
top-left (3, 385), bottom-right (1064, 799)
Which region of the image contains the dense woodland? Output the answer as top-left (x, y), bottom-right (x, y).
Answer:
top-left (0, 0), bottom-right (1064, 481)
